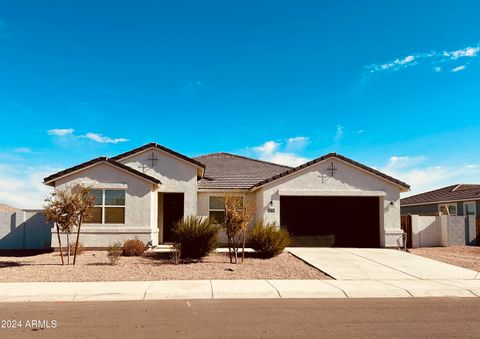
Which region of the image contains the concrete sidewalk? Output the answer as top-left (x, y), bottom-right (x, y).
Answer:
top-left (0, 279), bottom-right (479, 302)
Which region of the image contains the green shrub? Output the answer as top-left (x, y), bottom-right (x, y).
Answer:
top-left (122, 239), bottom-right (146, 256)
top-left (173, 216), bottom-right (220, 259)
top-left (248, 221), bottom-right (290, 258)
top-left (107, 242), bottom-right (122, 265)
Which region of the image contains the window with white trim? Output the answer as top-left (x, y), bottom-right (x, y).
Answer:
top-left (208, 196), bottom-right (243, 223)
top-left (438, 203), bottom-right (457, 216)
top-left (84, 189), bottom-right (126, 224)
top-left (209, 196), bottom-right (225, 223)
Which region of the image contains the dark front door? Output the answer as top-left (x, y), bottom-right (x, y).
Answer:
top-left (163, 193), bottom-right (184, 243)
top-left (280, 196), bottom-right (380, 247)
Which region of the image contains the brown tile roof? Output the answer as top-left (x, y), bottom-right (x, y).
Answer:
top-left (250, 152), bottom-right (410, 190)
top-left (401, 184), bottom-right (480, 206)
top-left (43, 157), bottom-right (161, 186)
top-left (194, 153), bottom-right (291, 190)
top-left (111, 142), bottom-right (206, 169)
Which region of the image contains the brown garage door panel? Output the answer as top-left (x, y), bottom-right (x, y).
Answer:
top-left (280, 196), bottom-right (380, 247)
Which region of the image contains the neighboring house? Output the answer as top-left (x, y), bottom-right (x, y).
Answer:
top-left (400, 185), bottom-right (480, 247)
top-left (43, 143), bottom-right (410, 249)
top-left (401, 184), bottom-right (480, 218)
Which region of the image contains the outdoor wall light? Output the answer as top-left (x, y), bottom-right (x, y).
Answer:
top-left (389, 201), bottom-right (395, 207)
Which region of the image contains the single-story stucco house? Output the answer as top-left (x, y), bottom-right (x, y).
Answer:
top-left (43, 143), bottom-right (410, 249)
top-left (401, 184), bottom-right (480, 218)
top-left (400, 185), bottom-right (480, 247)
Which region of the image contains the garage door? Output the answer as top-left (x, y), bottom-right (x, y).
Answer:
top-left (280, 196), bottom-right (380, 247)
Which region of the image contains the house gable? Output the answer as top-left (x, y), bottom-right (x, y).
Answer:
top-left (112, 143), bottom-right (205, 177)
top-left (256, 157), bottom-right (404, 196)
top-left (251, 153), bottom-right (410, 192)
top-left (116, 147), bottom-right (199, 188)
top-left (43, 157), bottom-right (160, 187)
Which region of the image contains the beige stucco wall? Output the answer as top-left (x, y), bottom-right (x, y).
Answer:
top-left (197, 191), bottom-right (256, 243)
top-left (118, 148), bottom-right (198, 217)
top-left (52, 147), bottom-right (200, 247)
top-left (411, 215), bottom-right (439, 247)
top-left (53, 162), bottom-right (156, 248)
top-left (252, 158), bottom-right (404, 247)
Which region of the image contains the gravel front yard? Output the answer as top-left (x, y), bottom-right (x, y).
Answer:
top-left (0, 251), bottom-right (329, 282)
top-left (410, 246), bottom-right (480, 272)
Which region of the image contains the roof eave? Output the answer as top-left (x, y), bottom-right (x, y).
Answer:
top-left (112, 143), bottom-right (206, 175)
top-left (43, 158), bottom-right (161, 187)
top-left (250, 153), bottom-right (410, 191)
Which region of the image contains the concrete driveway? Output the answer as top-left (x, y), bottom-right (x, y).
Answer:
top-left (288, 248), bottom-right (480, 280)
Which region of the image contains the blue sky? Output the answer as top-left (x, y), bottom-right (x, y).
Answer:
top-left (1, 0), bottom-right (480, 208)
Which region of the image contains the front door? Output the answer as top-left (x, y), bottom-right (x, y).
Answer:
top-left (162, 193), bottom-right (184, 243)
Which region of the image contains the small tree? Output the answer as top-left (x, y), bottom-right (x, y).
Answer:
top-left (71, 185), bottom-right (95, 265)
top-left (44, 184), bottom-right (95, 265)
top-left (222, 192), bottom-right (255, 264)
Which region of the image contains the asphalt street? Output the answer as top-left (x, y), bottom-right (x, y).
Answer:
top-left (0, 298), bottom-right (479, 338)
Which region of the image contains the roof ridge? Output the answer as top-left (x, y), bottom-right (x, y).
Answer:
top-left (402, 184), bottom-right (459, 200)
top-left (195, 152), bottom-right (292, 169)
top-left (401, 183), bottom-right (480, 206)
top-left (111, 142), bottom-right (205, 169)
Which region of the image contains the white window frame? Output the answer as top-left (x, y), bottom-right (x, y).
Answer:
top-left (208, 196), bottom-right (226, 222)
top-left (208, 195), bottom-right (244, 222)
top-left (87, 189), bottom-right (126, 224)
top-left (438, 203), bottom-right (457, 216)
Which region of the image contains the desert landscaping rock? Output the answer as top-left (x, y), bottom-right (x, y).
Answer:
top-left (0, 251), bottom-right (329, 282)
top-left (410, 246), bottom-right (480, 272)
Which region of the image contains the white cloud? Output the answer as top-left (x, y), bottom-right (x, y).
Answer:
top-left (14, 147), bottom-right (32, 153)
top-left (264, 153), bottom-right (308, 167)
top-left (0, 164), bottom-right (58, 209)
top-left (48, 128), bottom-right (74, 136)
top-left (287, 136), bottom-right (308, 143)
top-left (451, 65), bottom-right (466, 72)
top-left (443, 46), bottom-right (479, 59)
top-left (334, 125), bottom-right (344, 142)
top-left (253, 140), bottom-right (280, 155)
top-left (369, 55), bottom-right (417, 72)
top-left (379, 156), bottom-right (480, 196)
top-left (286, 136), bottom-right (309, 151)
top-left (81, 132), bottom-right (128, 144)
top-left (383, 156), bottom-right (426, 171)
top-left (48, 129), bottom-right (128, 144)
top-left (251, 139), bottom-right (309, 167)
top-left (365, 43), bottom-right (479, 75)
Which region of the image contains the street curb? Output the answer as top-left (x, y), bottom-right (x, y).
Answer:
top-left (0, 279), bottom-right (478, 303)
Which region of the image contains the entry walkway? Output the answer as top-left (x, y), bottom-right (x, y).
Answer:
top-left (287, 248), bottom-right (479, 280)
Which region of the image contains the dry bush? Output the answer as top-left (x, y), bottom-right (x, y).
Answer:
top-left (107, 242), bottom-right (122, 265)
top-left (122, 239), bottom-right (146, 256)
top-left (249, 221), bottom-right (290, 258)
top-left (173, 216), bottom-right (219, 259)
